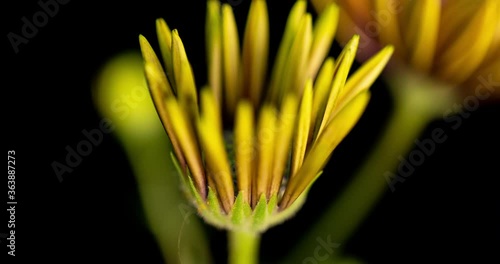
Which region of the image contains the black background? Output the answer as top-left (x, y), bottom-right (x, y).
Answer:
top-left (3, 0), bottom-right (500, 263)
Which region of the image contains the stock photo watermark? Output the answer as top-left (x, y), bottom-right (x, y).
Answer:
top-left (385, 73), bottom-right (500, 192)
top-left (51, 118), bottom-right (115, 182)
top-left (52, 85), bottom-right (148, 182)
top-left (7, 0), bottom-right (71, 54)
top-left (355, 0), bottom-right (404, 48)
top-left (0, 232), bottom-right (12, 257)
top-left (336, 0), bottom-right (409, 57)
top-left (4, 150), bottom-right (17, 256)
top-left (302, 235), bottom-right (340, 264)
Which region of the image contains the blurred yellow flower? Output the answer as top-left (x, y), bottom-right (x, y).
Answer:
top-left (288, 1), bottom-right (499, 261)
top-left (138, 0), bottom-right (393, 232)
top-left (311, 0), bottom-right (500, 98)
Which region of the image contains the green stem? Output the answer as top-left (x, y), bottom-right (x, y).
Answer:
top-left (92, 52), bottom-right (212, 264)
top-left (287, 69), bottom-right (457, 263)
top-left (228, 230), bottom-right (261, 264)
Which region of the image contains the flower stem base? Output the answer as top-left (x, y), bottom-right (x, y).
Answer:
top-left (228, 230), bottom-right (261, 264)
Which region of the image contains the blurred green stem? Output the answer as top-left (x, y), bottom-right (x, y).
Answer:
top-left (229, 230), bottom-right (261, 264)
top-left (125, 136), bottom-right (211, 264)
top-left (93, 52), bottom-right (212, 264)
top-left (288, 69), bottom-right (456, 262)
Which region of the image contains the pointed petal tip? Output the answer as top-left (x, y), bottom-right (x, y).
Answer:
top-left (343, 34), bottom-right (360, 55)
top-left (351, 34), bottom-right (360, 42)
top-left (156, 17), bottom-right (166, 25)
top-left (380, 44), bottom-right (395, 59)
top-left (138, 34), bottom-right (148, 46)
top-left (312, 1), bottom-right (339, 21)
top-left (385, 44), bottom-right (395, 53)
top-left (138, 35), bottom-right (155, 61)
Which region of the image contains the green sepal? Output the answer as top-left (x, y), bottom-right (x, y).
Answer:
top-left (207, 187), bottom-right (224, 218)
top-left (171, 152), bottom-right (199, 203)
top-left (230, 191), bottom-right (252, 226)
top-left (172, 150), bottom-right (322, 233)
top-left (197, 187), bottom-right (228, 229)
top-left (252, 194), bottom-right (268, 229)
top-left (267, 194), bottom-right (278, 215)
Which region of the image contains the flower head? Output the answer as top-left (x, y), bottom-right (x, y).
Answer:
top-left (311, 0), bottom-right (500, 98)
top-left (139, 0), bottom-right (393, 232)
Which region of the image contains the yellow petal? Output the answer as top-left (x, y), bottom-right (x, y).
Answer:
top-left (197, 91), bottom-right (235, 212)
top-left (338, 0), bottom-right (372, 28)
top-left (436, 0), bottom-right (498, 84)
top-left (281, 91), bottom-right (370, 209)
top-left (309, 0), bottom-right (334, 13)
top-left (489, 2), bottom-right (500, 51)
top-left (307, 4), bottom-right (339, 80)
top-left (268, 0), bottom-right (307, 104)
top-left (374, 0), bottom-right (405, 59)
top-left (255, 105), bottom-right (277, 205)
top-left (242, 0), bottom-right (269, 108)
top-left (311, 57), bottom-right (335, 137)
top-left (334, 6), bottom-right (377, 62)
top-left (464, 58), bottom-right (500, 98)
top-left (437, 0), bottom-right (477, 54)
top-left (165, 98), bottom-right (206, 198)
top-left (200, 87), bottom-right (222, 134)
top-left (270, 94), bottom-right (299, 196)
top-left (282, 14), bottom-right (313, 98)
top-left (172, 30), bottom-right (198, 109)
top-left (291, 80), bottom-right (313, 178)
top-left (235, 101), bottom-right (255, 204)
top-left (404, 0), bottom-right (440, 73)
top-left (479, 1), bottom-right (500, 69)
top-left (138, 35), bottom-right (186, 170)
top-left (333, 45), bottom-right (394, 117)
top-left (206, 1), bottom-right (223, 107)
top-left (316, 35), bottom-right (358, 137)
top-left (222, 4), bottom-right (242, 114)
top-left (156, 18), bottom-right (176, 92)
top-left (139, 35), bottom-right (174, 98)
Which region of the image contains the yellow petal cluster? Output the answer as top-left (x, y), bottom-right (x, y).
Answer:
top-left (139, 0), bottom-right (393, 229)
